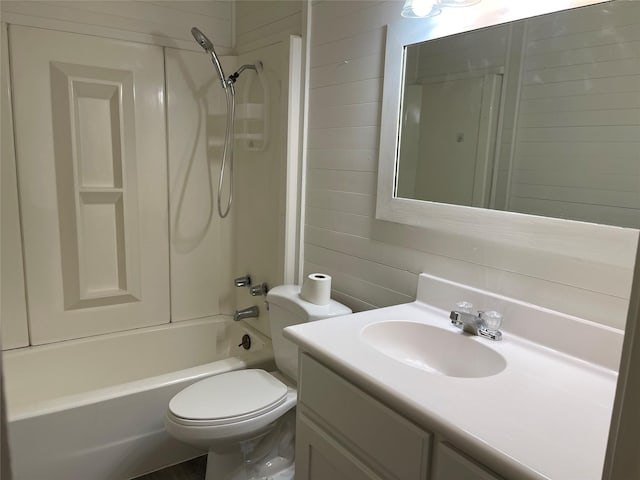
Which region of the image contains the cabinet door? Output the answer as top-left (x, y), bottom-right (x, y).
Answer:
top-left (433, 442), bottom-right (503, 480)
top-left (299, 354), bottom-right (431, 479)
top-left (296, 414), bottom-right (386, 480)
top-left (9, 25), bottom-right (169, 343)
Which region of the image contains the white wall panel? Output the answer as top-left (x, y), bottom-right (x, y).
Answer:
top-left (165, 48), bottom-right (236, 322)
top-left (521, 75), bottom-right (640, 100)
top-left (306, 190), bottom-right (375, 217)
top-left (308, 126), bottom-right (378, 150)
top-left (310, 52), bottom-right (383, 89)
top-left (1, 24), bottom-right (29, 350)
top-left (233, 4), bottom-right (304, 334)
top-left (510, 3), bottom-right (640, 226)
top-left (235, 0), bottom-right (302, 53)
top-left (10, 26), bottom-right (169, 344)
top-left (309, 78), bottom-right (382, 108)
top-left (307, 170), bottom-right (377, 195)
top-left (307, 149), bottom-right (378, 172)
top-left (305, 0), bottom-right (637, 330)
top-left (231, 35), bottom-right (303, 337)
top-left (308, 102), bottom-right (380, 129)
top-left (311, 1), bottom-right (397, 47)
top-left (0, 0), bottom-right (233, 52)
top-left (306, 208), bottom-right (373, 238)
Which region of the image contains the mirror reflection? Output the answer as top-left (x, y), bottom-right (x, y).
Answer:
top-left (395, 1), bottom-right (640, 228)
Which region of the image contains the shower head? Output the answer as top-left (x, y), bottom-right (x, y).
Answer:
top-left (191, 27), bottom-right (228, 90)
top-left (191, 27), bottom-right (214, 52)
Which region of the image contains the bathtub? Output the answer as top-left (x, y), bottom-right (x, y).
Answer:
top-left (2, 318), bottom-right (275, 480)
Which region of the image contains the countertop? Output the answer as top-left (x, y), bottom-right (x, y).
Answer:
top-left (284, 300), bottom-right (618, 480)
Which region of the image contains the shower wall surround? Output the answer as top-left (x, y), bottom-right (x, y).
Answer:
top-left (1, 0), bottom-right (303, 350)
top-left (303, 0), bottom-right (639, 330)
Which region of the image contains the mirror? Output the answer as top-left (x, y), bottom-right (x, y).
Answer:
top-left (380, 0), bottom-right (640, 230)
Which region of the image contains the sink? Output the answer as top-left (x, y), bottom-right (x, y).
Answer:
top-left (361, 321), bottom-right (506, 378)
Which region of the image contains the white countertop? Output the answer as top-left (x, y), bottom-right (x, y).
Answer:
top-left (284, 300), bottom-right (618, 480)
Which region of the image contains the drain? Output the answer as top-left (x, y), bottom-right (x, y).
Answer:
top-left (238, 334), bottom-right (252, 350)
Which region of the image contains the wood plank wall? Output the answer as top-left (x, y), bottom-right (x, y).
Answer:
top-left (0, 1), bottom-right (233, 53)
top-left (304, 0), bottom-right (637, 329)
top-left (235, 0), bottom-right (302, 53)
top-left (510, 3), bottom-right (640, 228)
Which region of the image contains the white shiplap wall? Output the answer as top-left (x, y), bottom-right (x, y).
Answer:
top-left (235, 0), bottom-right (302, 53)
top-left (232, 1), bottom-right (303, 337)
top-left (0, 1), bottom-right (233, 52)
top-left (510, 2), bottom-right (640, 228)
top-left (305, 0), bottom-right (637, 329)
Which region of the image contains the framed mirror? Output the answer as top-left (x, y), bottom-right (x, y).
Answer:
top-left (377, 0), bottom-right (639, 253)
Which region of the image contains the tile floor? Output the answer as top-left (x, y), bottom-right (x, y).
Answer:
top-left (135, 456), bottom-right (206, 480)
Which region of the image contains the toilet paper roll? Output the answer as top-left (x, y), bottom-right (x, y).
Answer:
top-left (300, 273), bottom-right (332, 305)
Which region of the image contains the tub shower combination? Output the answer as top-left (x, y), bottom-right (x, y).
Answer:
top-left (3, 319), bottom-right (274, 480)
top-left (3, 25), bottom-right (275, 480)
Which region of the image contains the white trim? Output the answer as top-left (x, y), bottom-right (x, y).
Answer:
top-left (603, 239), bottom-right (640, 479)
top-left (376, 0), bottom-right (636, 269)
top-left (297, 0), bottom-right (312, 285)
top-left (284, 35), bottom-right (303, 284)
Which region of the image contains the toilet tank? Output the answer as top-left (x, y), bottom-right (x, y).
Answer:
top-left (266, 285), bottom-right (351, 382)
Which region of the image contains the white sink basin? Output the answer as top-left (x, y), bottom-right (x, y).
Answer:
top-left (361, 321), bottom-right (506, 378)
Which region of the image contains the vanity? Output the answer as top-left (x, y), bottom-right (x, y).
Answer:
top-left (284, 274), bottom-right (621, 480)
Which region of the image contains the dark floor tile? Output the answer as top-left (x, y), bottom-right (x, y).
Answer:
top-left (134, 456), bottom-right (206, 480)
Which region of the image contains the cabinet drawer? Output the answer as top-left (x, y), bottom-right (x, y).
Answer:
top-left (299, 354), bottom-right (431, 480)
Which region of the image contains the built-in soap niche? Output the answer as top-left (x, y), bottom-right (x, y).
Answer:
top-left (206, 62), bottom-right (269, 152)
top-left (236, 63), bottom-right (269, 151)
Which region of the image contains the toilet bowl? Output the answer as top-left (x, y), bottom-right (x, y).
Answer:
top-left (164, 285), bottom-right (351, 480)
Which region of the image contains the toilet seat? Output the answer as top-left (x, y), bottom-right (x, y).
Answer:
top-left (168, 369), bottom-right (288, 426)
top-left (165, 369), bottom-right (297, 448)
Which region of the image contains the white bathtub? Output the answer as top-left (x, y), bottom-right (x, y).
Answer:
top-left (2, 318), bottom-right (275, 480)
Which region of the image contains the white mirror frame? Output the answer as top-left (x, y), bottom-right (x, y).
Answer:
top-left (376, 0), bottom-right (637, 264)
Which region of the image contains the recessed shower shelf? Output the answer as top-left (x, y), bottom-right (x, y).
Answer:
top-left (208, 133), bottom-right (264, 149)
top-left (236, 103), bottom-right (263, 121)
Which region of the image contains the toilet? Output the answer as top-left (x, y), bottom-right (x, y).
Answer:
top-left (164, 284), bottom-right (351, 480)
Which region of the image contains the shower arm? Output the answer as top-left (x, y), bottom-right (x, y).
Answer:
top-left (227, 64), bottom-right (258, 85)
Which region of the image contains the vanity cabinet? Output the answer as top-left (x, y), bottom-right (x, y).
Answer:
top-left (296, 414), bottom-right (386, 480)
top-left (297, 353), bottom-right (431, 480)
top-left (297, 353), bottom-right (504, 480)
top-left (433, 443), bottom-right (504, 480)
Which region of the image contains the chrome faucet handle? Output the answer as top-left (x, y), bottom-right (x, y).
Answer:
top-left (478, 311), bottom-right (503, 341)
top-left (449, 310), bottom-right (464, 326)
top-left (451, 301), bottom-right (473, 326)
top-left (249, 282), bottom-right (269, 296)
top-left (449, 310), bottom-right (481, 334)
top-left (450, 303), bottom-right (503, 341)
top-left (234, 275), bottom-right (252, 288)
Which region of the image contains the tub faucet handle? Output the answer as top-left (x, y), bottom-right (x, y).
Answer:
top-left (250, 282), bottom-right (269, 296)
top-left (234, 275), bottom-right (252, 288)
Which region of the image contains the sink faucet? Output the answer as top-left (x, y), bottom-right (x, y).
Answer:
top-left (450, 305), bottom-right (503, 341)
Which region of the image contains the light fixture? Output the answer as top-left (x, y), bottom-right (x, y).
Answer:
top-left (401, 0), bottom-right (441, 18)
top-left (401, 0), bottom-right (481, 18)
top-left (438, 0), bottom-right (481, 6)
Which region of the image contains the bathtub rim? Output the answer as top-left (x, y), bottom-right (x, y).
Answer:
top-left (4, 320), bottom-right (274, 421)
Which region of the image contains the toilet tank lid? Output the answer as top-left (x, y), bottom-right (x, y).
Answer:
top-left (267, 285), bottom-right (352, 320)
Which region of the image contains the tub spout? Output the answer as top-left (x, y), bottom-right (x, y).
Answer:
top-left (234, 305), bottom-right (259, 321)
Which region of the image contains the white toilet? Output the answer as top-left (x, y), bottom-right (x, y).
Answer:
top-left (165, 285), bottom-right (351, 480)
